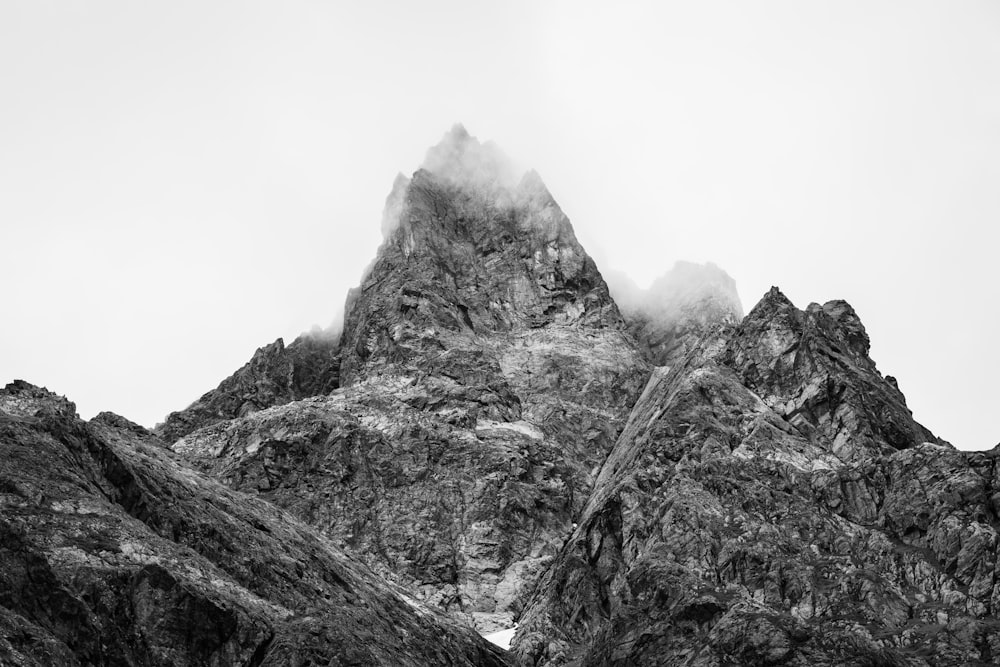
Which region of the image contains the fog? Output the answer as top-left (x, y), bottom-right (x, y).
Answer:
top-left (420, 125), bottom-right (521, 193)
top-left (381, 124), bottom-right (522, 238)
top-left (1, 2), bottom-right (997, 449)
top-left (607, 262), bottom-right (744, 325)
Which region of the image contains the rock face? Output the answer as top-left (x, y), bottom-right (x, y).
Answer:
top-left (0, 380), bottom-right (508, 666)
top-left (156, 333), bottom-right (340, 443)
top-left (33, 125), bottom-right (991, 664)
top-left (511, 288), bottom-right (1000, 667)
top-left (607, 261), bottom-right (743, 367)
top-left (163, 126), bottom-right (650, 631)
top-left (724, 288), bottom-right (939, 462)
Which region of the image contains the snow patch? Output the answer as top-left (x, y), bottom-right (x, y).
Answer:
top-left (482, 624), bottom-right (517, 650)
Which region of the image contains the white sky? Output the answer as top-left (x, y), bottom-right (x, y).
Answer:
top-left (2, 1), bottom-right (997, 449)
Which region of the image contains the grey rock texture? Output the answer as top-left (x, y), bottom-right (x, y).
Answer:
top-left (511, 288), bottom-right (1000, 666)
top-left (607, 261), bottom-right (743, 367)
top-left (156, 333), bottom-right (340, 443)
top-left (724, 288), bottom-right (940, 463)
top-left (64, 126), bottom-right (996, 664)
top-left (167, 126), bottom-right (650, 631)
top-left (0, 380), bottom-right (508, 666)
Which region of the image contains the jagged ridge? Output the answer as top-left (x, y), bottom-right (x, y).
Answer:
top-left (511, 288), bottom-right (999, 667)
top-left (607, 261), bottom-right (744, 366)
top-left (42, 126), bottom-right (994, 666)
top-left (156, 333), bottom-right (340, 443)
top-left (0, 380), bottom-right (508, 666)
top-left (162, 126), bottom-right (650, 632)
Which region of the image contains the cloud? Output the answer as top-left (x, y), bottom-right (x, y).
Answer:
top-left (379, 123), bottom-right (551, 239)
top-left (420, 123), bottom-right (521, 191)
top-left (605, 261), bottom-right (744, 364)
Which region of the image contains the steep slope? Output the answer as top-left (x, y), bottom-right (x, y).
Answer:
top-left (606, 261), bottom-right (743, 367)
top-left (724, 288), bottom-right (938, 462)
top-left (156, 333), bottom-right (340, 442)
top-left (0, 380), bottom-right (508, 666)
top-left (511, 289), bottom-right (999, 667)
top-left (165, 126), bottom-right (650, 631)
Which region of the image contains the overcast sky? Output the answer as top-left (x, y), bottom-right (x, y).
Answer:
top-left (2, 1), bottom-right (998, 450)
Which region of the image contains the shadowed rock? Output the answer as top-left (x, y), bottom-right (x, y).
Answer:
top-left (156, 333), bottom-right (340, 443)
top-left (166, 127), bottom-right (650, 632)
top-left (511, 289), bottom-right (996, 667)
top-left (0, 380), bottom-right (509, 666)
top-left (133, 127), bottom-right (996, 665)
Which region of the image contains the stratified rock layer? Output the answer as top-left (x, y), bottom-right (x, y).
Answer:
top-left (511, 288), bottom-right (1000, 667)
top-left (168, 127), bottom-right (650, 631)
top-left (0, 380), bottom-right (508, 666)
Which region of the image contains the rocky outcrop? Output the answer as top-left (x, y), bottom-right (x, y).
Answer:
top-left (511, 289), bottom-right (1000, 667)
top-left (156, 333), bottom-right (340, 443)
top-left (724, 287), bottom-right (940, 462)
top-left (168, 126), bottom-right (650, 631)
top-left (607, 261), bottom-right (743, 367)
top-left (6, 125), bottom-right (998, 664)
top-left (336, 128), bottom-right (649, 487)
top-left (0, 380), bottom-right (508, 666)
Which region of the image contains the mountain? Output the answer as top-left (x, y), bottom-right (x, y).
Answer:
top-left (156, 333), bottom-right (340, 443)
top-left (511, 289), bottom-right (1000, 666)
top-left (0, 380), bottom-right (507, 666)
top-left (157, 125), bottom-right (650, 632)
top-left (6, 126), bottom-right (999, 666)
top-left (606, 261), bottom-right (744, 366)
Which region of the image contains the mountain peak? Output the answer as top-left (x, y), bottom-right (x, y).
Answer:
top-left (742, 285), bottom-right (796, 322)
top-left (1, 379), bottom-right (77, 419)
top-left (381, 126), bottom-right (542, 239)
top-left (762, 285), bottom-right (793, 306)
top-left (420, 124), bottom-right (521, 192)
top-left (339, 128), bottom-right (634, 385)
top-left (446, 122), bottom-right (470, 140)
top-left (606, 261), bottom-right (743, 366)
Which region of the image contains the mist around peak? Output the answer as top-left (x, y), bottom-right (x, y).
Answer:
top-left (363, 126), bottom-right (744, 361)
top-left (305, 318), bottom-right (342, 343)
top-left (651, 261), bottom-right (744, 319)
top-left (605, 261), bottom-right (744, 365)
top-left (607, 261), bottom-right (743, 320)
top-left (420, 124), bottom-right (522, 191)
top-left (380, 172), bottom-right (411, 237)
top-left (380, 125), bottom-right (560, 240)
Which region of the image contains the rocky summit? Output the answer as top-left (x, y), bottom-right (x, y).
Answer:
top-left (158, 125), bottom-right (650, 633)
top-left (4, 126), bottom-right (1000, 666)
top-left (512, 290), bottom-right (997, 666)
